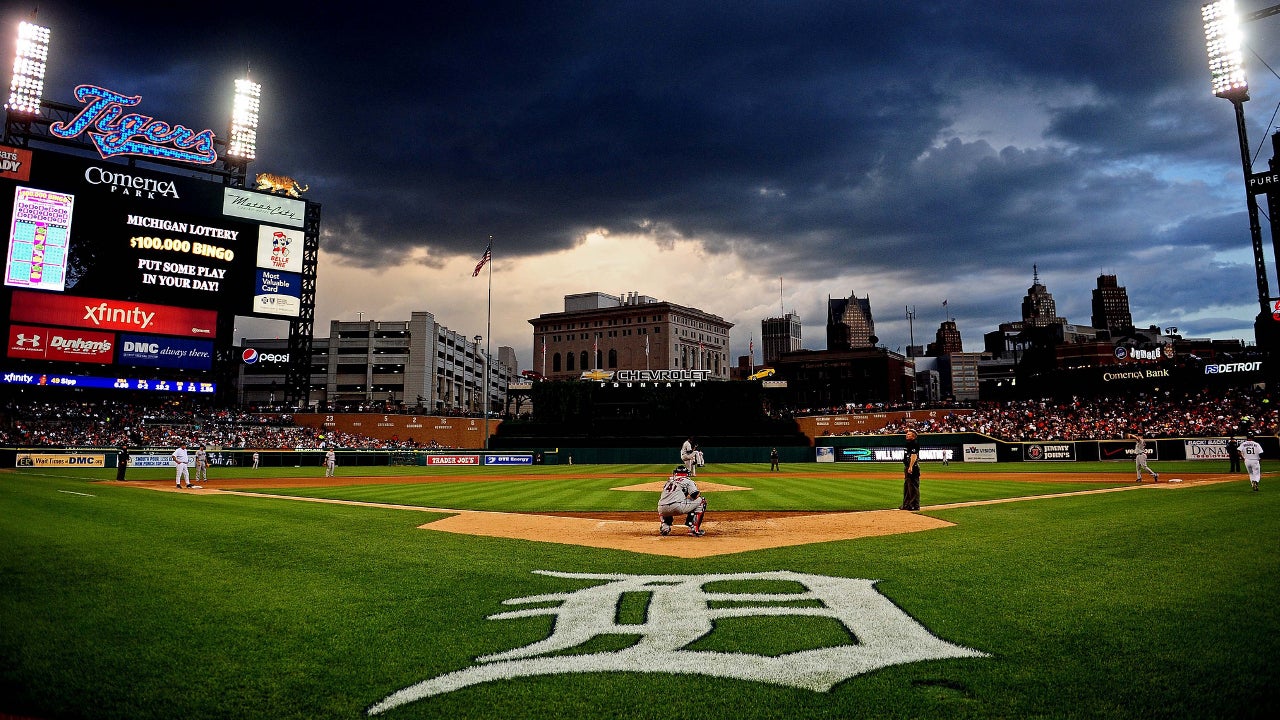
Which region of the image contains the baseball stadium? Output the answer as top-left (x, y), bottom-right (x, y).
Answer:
top-left (3, 10), bottom-right (1280, 720)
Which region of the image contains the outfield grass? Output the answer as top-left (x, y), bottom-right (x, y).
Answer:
top-left (2, 463), bottom-right (1276, 719)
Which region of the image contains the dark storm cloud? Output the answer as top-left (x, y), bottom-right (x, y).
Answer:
top-left (12, 0), bottom-right (1279, 349)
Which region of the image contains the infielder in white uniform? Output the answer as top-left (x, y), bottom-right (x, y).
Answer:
top-left (1238, 434), bottom-right (1264, 491)
top-left (1128, 432), bottom-right (1159, 483)
top-left (658, 466), bottom-right (707, 536)
top-left (172, 443), bottom-right (191, 489)
top-left (325, 449), bottom-right (336, 477)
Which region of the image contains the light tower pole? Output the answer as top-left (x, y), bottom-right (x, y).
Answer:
top-left (1202, 0), bottom-right (1280, 363)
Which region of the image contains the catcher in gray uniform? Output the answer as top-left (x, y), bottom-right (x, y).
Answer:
top-left (658, 466), bottom-right (707, 536)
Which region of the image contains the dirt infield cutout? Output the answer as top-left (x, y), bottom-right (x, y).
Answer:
top-left (115, 473), bottom-right (1236, 558)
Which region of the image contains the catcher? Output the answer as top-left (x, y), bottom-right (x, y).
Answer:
top-left (658, 466), bottom-right (707, 537)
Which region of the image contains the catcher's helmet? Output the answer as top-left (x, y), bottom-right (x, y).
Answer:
top-left (673, 465), bottom-right (690, 474)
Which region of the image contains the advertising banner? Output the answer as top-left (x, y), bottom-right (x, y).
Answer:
top-left (256, 225), bottom-right (304, 273)
top-left (15, 453), bottom-right (106, 467)
top-left (835, 446), bottom-right (953, 462)
top-left (1098, 440), bottom-right (1157, 462)
top-left (484, 454), bottom-right (534, 466)
top-left (1184, 439), bottom-right (1229, 461)
top-left (1022, 443), bottom-right (1076, 462)
top-left (0, 145), bottom-right (33, 181)
top-left (128, 453), bottom-right (174, 468)
top-left (117, 334), bottom-right (214, 370)
top-left (7, 324), bottom-right (114, 364)
top-left (222, 187), bottom-right (305, 228)
top-left (253, 269), bottom-right (301, 317)
top-left (962, 443), bottom-right (998, 463)
top-left (4, 187), bottom-right (73, 291)
top-left (815, 446), bottom-right (835, 463)
top-left (10, 289), bottom-right (217, 338)
top-left (425, 454), bottom-right (480, 466)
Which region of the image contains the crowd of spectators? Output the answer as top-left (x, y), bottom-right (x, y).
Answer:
top-left (836, 388), bottom-right (1274, 440)
top-left (0, 400), bottom-right (450, 450)
top-left (2, 388), bottom-right (1273, 449)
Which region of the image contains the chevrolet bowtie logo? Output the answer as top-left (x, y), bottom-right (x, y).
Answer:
top-left (580, 370), bottom-right (614, 381)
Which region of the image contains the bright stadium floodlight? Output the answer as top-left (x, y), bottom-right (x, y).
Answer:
top-left (6, 20), bottom-right (49, 115)
top-left (1203, 0), bottom-right (1249, 100)
top-left (227, 77), bottom-right (260, 160)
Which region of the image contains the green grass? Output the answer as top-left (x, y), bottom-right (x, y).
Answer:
top-left (2, 462), bottom-right (1277, 719)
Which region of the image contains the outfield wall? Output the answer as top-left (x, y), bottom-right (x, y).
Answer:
top-left (2, 434), bottom-right (1275, 468)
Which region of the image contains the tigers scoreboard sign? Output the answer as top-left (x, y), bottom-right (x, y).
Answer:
top-left (1, 144), bottom-right (316, 391)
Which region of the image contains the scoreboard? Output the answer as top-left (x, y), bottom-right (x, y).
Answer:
top-left (0, 144), bottom-right (315, 394)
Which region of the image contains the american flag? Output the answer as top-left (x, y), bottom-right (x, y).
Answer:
top-left (472, 240), bottom-right (492, 277)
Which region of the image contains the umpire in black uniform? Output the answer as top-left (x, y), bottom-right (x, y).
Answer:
top-left (900, 429), bottom-right (921, 511)
top-left (116, 445), bottom-right (129, 481)
top-left (1227, 436), bottom-right (1241, 473)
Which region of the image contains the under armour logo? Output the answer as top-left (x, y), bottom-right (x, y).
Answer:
top-left (14, 333), bottom-right (41, 348)
top-left (368, 570), bottom-right (988, 714)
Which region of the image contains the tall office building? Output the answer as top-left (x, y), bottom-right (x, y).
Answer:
top-left (529, 291), bottom-right (734, 380)
top-left (239, 311), bottom-right (515, 411)
top-left (927, 320), bottom-right (964, 356)
top-left (761, 311), bottom-right (802, 364)
top-left (1090, 274), bottom-right (1133, 336)
top-left (827, 293), bottom-right (876, 350)
top-left (1021, 265), bottom-right (1067, 327)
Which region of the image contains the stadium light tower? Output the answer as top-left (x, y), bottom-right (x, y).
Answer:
top-left (1202, 0), bottom-right (1280, 348)
top-left (226, 76), bottom-right (260, 161)
top-left (5, 21), bottom-right (49, 115)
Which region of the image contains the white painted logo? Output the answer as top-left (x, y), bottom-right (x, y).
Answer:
top-left (368, 570), bottom-right (988, 715)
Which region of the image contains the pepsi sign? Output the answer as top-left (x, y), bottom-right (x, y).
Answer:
top-left (242, 348), bottom-right (289, 364)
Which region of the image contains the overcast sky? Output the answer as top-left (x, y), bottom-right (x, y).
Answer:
top-left (10, 1), bottom-right (1280, 371)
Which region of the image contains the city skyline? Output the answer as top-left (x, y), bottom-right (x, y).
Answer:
top-left (8, 2), bottom-right (1280, 372)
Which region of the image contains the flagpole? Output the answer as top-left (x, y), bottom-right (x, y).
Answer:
top-left (483, 236), bottom-right (493, 451)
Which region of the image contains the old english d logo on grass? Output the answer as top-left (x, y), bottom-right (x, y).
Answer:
top-left (367, 570), bottom-right (988, 715)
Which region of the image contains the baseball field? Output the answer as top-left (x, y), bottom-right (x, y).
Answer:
top-left (1, 460), bottom-right (1277, 719)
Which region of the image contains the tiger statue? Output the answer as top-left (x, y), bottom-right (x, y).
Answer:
top-left (254, 172), bottom-right (309, 198)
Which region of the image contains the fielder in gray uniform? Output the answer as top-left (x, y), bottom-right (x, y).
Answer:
top-left (1128, 432), bottom-right (1159, 483)
top-left (679, 437), bottom-right (697, 475)
top-left (658, 466), bottom-right (707, 536)
top-left (194, 445), bottom-right (208, 484)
